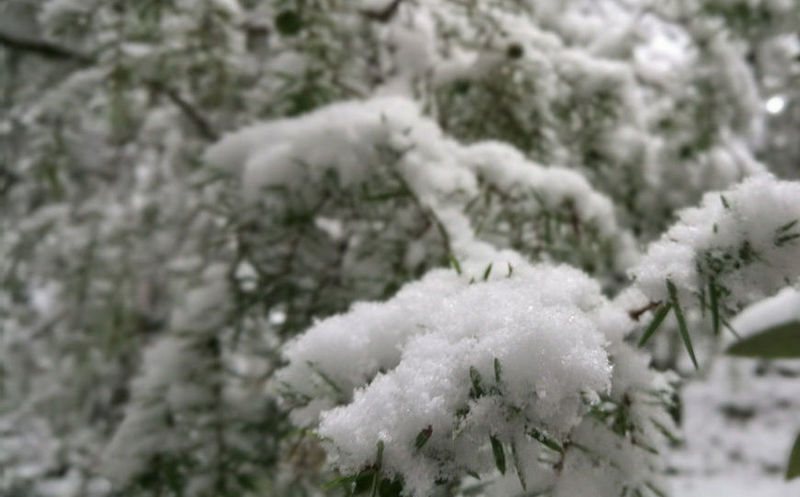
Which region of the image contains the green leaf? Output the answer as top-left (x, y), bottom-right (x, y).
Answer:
top-left (666, 280), bottom-right (699, 370)
top-left (646, 482), bottom-right (667, 497)
top-left (490, 435), bottom-right (506, 474)
top-left (322, 475), bottom-right (355, 491)
top-left (510, 439), bottom-right (527, 490)
top-left (709, 278), bottom-right (720, 336)
top-left (307, 361), bottom-right (344, 398)
top-left (638, 303), bottom-right (672, 347)
top-left (482, 263), bottom-right (493, 281)
top-left (726, 321), bottom-right (800, 358)
top-left (414, 426), bottom-right (432, 450)
top-left (778, 219), bottom-right (798, 233)
top-left (776, 233), bottom-right (800, 247)
top-left (787, 431), bottom-right (800, 480)
top-left (528, 427), bottom-right (564, 454)
top-left (469, 366), bottom-right (484, 398)
top-left (449, 254), bottom-right (462, 275)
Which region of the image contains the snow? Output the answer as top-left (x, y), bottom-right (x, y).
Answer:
top-left (205, 96), bottom-right (637, 271)
top-left (278, 260), bottom-right (675, 496)
top-left (631, 174), bottom-right (800, 306)
top-left (4, 0), bottom-right (798, 495)
top-left (670, 355), bottom-right (800, 497)
top-left (731, 286), bottom-right (800, 336)
top-left (293, 263), bottom-right (613, 495)
top-left (102, 264), bottom-right (229, 486)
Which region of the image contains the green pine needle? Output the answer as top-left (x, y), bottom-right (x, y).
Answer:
top-left (414, 426), bottom-right (432, 450)
top-left (307, 361), bottom-right (345, 397)
top-left (483, 263), bottom-right (493, 281)
top-left (666, 280), bottom-right (699, 370)
top-left (510, 439), bottom-right (527, 490)
top-left (778, 219), bottom-right (798, 233)
top-left (709, 278), bottom-right (720, 336)
top-left (469, 366), bottom-right (485, 398)
top-left (528, 427), bottom-right (564, 454)
top-left (490, 435), bottom-right (506, 474)
top-left (638, 303), bottom-right (672, 347)
top-left (449, 254), bottom-right (462, 275)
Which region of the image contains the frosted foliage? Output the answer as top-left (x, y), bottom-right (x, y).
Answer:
top-left (632, 174), bottom-right (800, 307)
top-left (206, 97), bottom-right (636, 272)
top-left (205, 97), bottom-right (475, 204)
top-left (394, 0), bottom-right (766, 235)
top-left (4, 0), bottom-right (798, 495)
top-left (278, 261), bottom-right (676, 496)
top-left (102, 265), bottom-right (228, 487)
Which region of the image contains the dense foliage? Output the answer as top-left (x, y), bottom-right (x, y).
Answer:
top-left (1, 1), bottom-right (799, 496)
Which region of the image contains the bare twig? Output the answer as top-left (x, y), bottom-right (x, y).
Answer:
top-left (0, 29), bottom-right (93, 64)
top-left (628, 300), bottom-right (662, 321)
top-left (0, 29), bottom-right (219, 141)
top-left (147, 80), bottom-right (219, 141)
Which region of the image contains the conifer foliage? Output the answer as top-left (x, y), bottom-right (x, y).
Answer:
top-left (1, 1), bottom-right (799, 496)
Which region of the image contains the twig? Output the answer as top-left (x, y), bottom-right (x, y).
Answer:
top-left (0, 29), bottom-right (219, 141)
top-left (0, 29), bottom-right (93, 64)
top-left (147, 80), bottom-right (219, 141)
top-left (628, 300), bottom-right (661, 321)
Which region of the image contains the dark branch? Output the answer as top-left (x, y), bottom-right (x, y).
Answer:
top-left (147, 81), bottom-right (219, 141)
top-left (628, 300), bottom-right (662, 321)
top-left (0, 29), bottom-right (219, 141)
top-left (0, 29), bottom-right (93, 64)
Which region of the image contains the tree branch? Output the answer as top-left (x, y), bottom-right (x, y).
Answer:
top-left (0, 29), bottom-right (219, 141)
top-left (147, 80), bottom-right (219, 141)
top-left (628, 300), bottom-right (662, 321)
top-left (0, 29), bottom-right (93, 64)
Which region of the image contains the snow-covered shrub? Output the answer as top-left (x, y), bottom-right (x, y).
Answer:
top-left (278, 261), bottom-right (677, 497)
top-left (628, 174), bottom-right (800, 367)
top-left (2, 0), bottom-right (800, 496)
